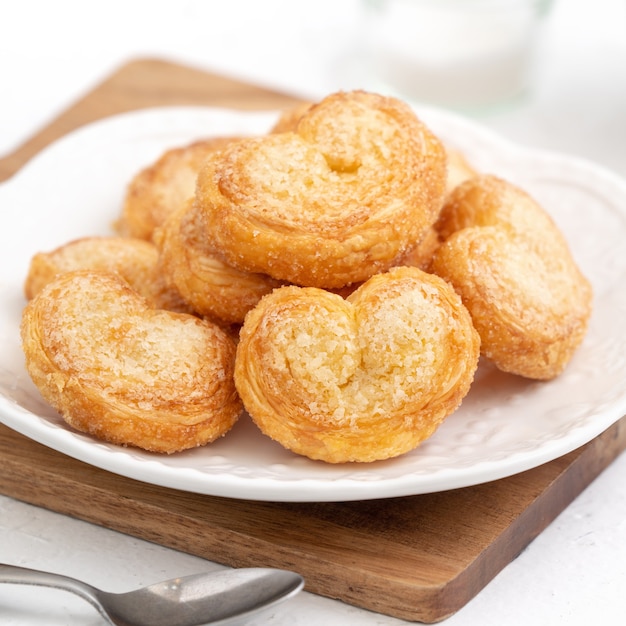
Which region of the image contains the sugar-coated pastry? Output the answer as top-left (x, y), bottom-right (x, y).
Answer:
top-left (235, 266), bottom-right (480, 463)
top-left (271, 101), bottom-right (476, 195)
top-left (21, 270), bottom-right (242, 453)
top-left (23, 236), bottom-right (191, 313)
top-left (320, 226), bottom-right (442, 300)
top-left (434, 174), bottom-right (565, 243)
top-left (196, 90), bottom-right (447, 288)
top-left (154, 201), bottom-right (283, 325)
top-left (116, 136), bottom-right (243, 241)
top-left (430, 176), bottom-right (593, 380)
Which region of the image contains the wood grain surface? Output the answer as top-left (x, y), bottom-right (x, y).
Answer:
top-left (0, 58), bottom-right (302, 182)
top-left (1, 58), bottom-right (624, 623)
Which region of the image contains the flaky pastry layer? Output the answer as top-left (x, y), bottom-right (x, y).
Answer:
top-left (155, 201), bottom-right (283, 325)
top-left (235, 266), bottom-right (480, 463)
top-left (116, 136), bottom-right (243, 241)
top-left (196, 91), bottom-right (448, 288)
top-left (430, 175), bottom-right (593, 379)
top-left (24, 236), bottom-right (191, 313)
top-left (21, 270), bottom-right (242, 453)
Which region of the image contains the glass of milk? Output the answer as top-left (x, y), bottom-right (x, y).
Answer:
top-left (361, 0), bottom-right (553, 111)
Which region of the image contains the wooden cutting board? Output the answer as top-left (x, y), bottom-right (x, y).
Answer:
top-left (1, 59), bottom-right (625, 623)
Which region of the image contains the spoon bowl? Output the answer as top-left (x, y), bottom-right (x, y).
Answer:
top-left (0, 563), bottom-right (304, 626)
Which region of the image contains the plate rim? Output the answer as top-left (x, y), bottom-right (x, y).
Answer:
top-left (1, 104), bottom-right (626, 502)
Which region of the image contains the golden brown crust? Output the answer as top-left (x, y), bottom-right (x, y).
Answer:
top-left (393, 226), bottom-right (441, 271)
top-left (24, 236), bottom-right (191, 313)
top-left (435, 174), bottom-right (565, 242)
top-left (116, 136), bottom-right (243, 241)
top-left (430, 175), bottom-right (593, 380)
top-left (196, 91), bottom-right (447, 288)
top-left (21, 270), bottom-right (242, 453)
top-left (154, 201), bottom-right (284, 325)
top-left (270, 102), bottom-right (475, 195)
top-left (235, 266), bottom-right (479, 463)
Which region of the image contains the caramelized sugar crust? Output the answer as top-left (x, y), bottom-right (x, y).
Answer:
top-left (21, 270), bottom-right (242, 453)
top-left (235, 266), bottom-right (480, 463)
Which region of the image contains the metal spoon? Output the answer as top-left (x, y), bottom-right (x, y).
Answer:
top-left (0, 563), bottom-right (304, 626)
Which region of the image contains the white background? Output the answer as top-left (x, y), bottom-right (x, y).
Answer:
top-left (1, 0), bottom-right (626, 624)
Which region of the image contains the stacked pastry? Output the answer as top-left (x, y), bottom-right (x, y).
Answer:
top-left (20, 90), bottom-right (592, 462)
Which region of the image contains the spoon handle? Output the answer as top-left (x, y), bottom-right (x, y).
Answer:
top-left (0, 563), bottom-right (109, 622)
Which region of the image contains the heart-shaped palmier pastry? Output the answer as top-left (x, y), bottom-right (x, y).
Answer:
top-left (21, 270), bottom-right (242, 453)
top-left (195, 90), bottom-right (447, 289)
top-left (270, 101), bottom-right (477, 196)
top-left (430, 175), bottom-right (593, 380)
top-left (235, 266), bottom-right (480, 463)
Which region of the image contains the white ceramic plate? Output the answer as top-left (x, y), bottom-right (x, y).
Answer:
top-left (1, 106), bottom-right (626, 502)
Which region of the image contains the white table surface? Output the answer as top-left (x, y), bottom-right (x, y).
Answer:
top-left (1, 0), bottom-right (626, 624)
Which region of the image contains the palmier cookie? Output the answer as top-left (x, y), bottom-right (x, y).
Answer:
top-left (116, 136), bottom-right (243, 241)
top-left (24, 236), bottom-right (191, 313)
top-left (271, 101), bottom-right (475, 196)
top-left (154, 201), bottom-right (283, 325)
top-left (431, 232), bottom-right (592, 381)
top-left (21, 270), bottom-right (242, 453)
top-left (435, 174), bottom-right (567, 243)
top-left (431, 174), bottom-right (592, 379)
top-left (235, 266), bottom-right (480, 463)
top-left (196, 90), bottom-right (447, 288)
